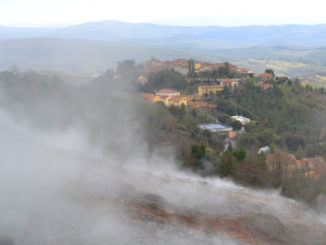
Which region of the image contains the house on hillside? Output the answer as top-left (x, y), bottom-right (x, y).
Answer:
top-left (198, 85), bottom-right (223, 97)
top-left (138, 76), bottom-right (148, 85)
top-left (260, 83), bottom-right (273, 90)
top-left (297, 157), bottom-right (326, 180)
top-left (188, 101), bottom-right (216, 109)
top-left (156, 89), bottom-right (180, 97)
top-left (140, 93), bottom-right (155, 102)
top-left (266, 153), bottom-right (326, 180)
top-left (266, 152), bottom-right (297, 173)
top-left (143, 59), bottom-right (168, 74)
top-left (165, 97), bottom-right (187, 107)
top-left (220, 79), bottom-right (240, 89)
top-left (258, 73), bottom-right (274, 81)
top-left (195, 61), bottom-right (238, 74)
top-left (237, 68), bottom-right (253, 78)
top-left (238, 68), bottom-right (252, 74)
top-left (231, 115), bottom-right (251, 125)
top-left (169, 59), bottom-right (189, 75)
top-left (258, 146), bottom-right (270, 154)
top-left (153, 95), bottom-right (169, 104)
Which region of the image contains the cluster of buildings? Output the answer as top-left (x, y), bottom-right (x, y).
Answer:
top-left (139, 89), bottom-right (217, 109)
top-left (266, 152), bottom-right (326, 180)
top-left (141, 58), bottom-right (275, 96)
top-left (197, 79), bottom-right (240, 96)
top-left (139, 58), bottom-right (273, 137)
top-left (143, 58), bottom-right (241, 76)
top-left (199, 115), bottom-right (249, 137)
top-left (193, 61), bottom-right (238, 74)
top-left (140, 79), bottom-right (251, 109)
top-left (143, 59), bottom-right (192, 76)
top-left (143, 58), bottom-right (274, 80)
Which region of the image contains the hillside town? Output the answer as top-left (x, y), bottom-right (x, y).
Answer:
top-left (138, 58), bottom-right (274, 136)
top-left (139, 58), bottom-right (274, 109)
top-left (137, 58), bottom-right (326, 185)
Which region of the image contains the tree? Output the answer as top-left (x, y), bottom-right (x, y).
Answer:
top-left (222, 85), bottom-right (231, 99)
top-left (8, 65), bottom-right (20, 76)
top-left (283, 145), bottom-right (288, 153)
top-left (168, 105), bottom-right (186, 119)
top-left (117, 60), bottom-right (136, 74)
top-left (231, 120), bottom-right (242, 131)
top-left (232, 149), bottom-right (246, 161)
top-left (227, 143), bottom-right (233, 152)
top-left (191, 144), bottom-right (206, 159)
top-left (265, 69), bottom-right (275, 77)
top-left (292, 79), bottom-right (304, 94)
top-left (219, 151), bottom-right (234, 177)
top-left (295, 145), bottom-right (305, 160)
top-left (142, 69), bottom-right (187, 92)
top-left (224, 62), bottom-right (231, 76)
top-left (270, 143), bottom-right (275, 154)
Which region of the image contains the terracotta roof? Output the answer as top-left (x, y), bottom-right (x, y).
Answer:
top-left (158, 89), bottom-right (179, 93)
top-left (315, 166), bottom-right (326, 179)
top-left (141, 93), bottom-right (155, 99)
top-left (259, 73), bottom-right (273, 78)
top-left (188, 101), bottom-right (208, 108)
top-left (301, 157), bottom-right (325, 168)
top-left (228, 131), bottom-right (237, 139)
top-left (239, 68), bottom-right (251, 72)
top-left (260, 83), bottom-right (272, 88)
top-left (199, 85), bottom-right (223, 89)
top-left (172, 59), bottom-right (187, 63)
top-left (168, 97), bottom-right (184, 102)
top-left (266, 152), bottom-right (297, 166)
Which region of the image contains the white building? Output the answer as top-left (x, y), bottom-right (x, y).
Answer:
top-left (173, 66), bottom-right (189, 76)
top-left (258, 146), bottom-right (270, 154)
top-left (156, 89), bottom-right (180, 97)
top-left (231, 115), bottom-right (251, 125)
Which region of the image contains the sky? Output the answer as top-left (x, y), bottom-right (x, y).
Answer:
top-left (0, 0), bottom-right (325, 27)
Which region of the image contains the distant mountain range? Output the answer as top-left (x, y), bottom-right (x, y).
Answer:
top-left (1, 21), bottom-right (326, 77)
top-left (1, 21), bottom-right (326, 47)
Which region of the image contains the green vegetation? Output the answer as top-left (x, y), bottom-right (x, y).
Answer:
top-left (232, 149), bottom-right (246, 161)
top-left (141, 69), bottom-right (187, 92)
top-left (4, 60), bottom-right (326, 205)
top-left (137, 66), bottom-right (326, 204)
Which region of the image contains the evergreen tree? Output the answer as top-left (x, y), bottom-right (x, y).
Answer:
top-left (295, 145), bottom-right (306, 160)
top-left (220, 151), bottom-right (234, 177)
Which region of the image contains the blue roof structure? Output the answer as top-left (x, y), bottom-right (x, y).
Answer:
top-left (199, 123), bottom-right (232, 132)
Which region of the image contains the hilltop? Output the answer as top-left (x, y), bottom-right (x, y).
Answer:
top-left (2, 21), bottom-right (326, 47)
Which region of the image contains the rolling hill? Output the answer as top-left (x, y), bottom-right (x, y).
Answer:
top-left (1, 21), bottom-right (326, 47)
top-left (1, 21), bottom-right (326, 80)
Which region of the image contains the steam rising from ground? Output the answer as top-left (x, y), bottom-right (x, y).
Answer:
top-left (0, 109), bottom-right (244, 245)
top-left (0, 71), bottom-right (326, 245)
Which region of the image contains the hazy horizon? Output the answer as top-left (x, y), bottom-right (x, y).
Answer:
top-left (1, 0), bottom-right (325, 27)
top-left (2, 19), bottom-right (326, 29)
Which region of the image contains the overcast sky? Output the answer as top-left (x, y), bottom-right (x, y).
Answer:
top-left (0, 0), bottom-right (325, 27)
